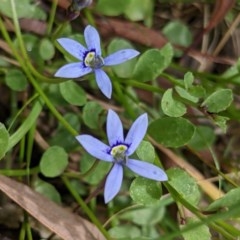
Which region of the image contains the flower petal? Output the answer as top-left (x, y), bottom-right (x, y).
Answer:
top-left (94, 69), bottom-right (112, 99)
top-left (76, 135), bottom-right (113, 162)
top-left (107, 110), bottom-right (124, 146)
top-left (104, 163), bottom-right (123, 203)
top-left (104, 49), bottom-right (140, 66)
top-left (126, 159), bottom-right (168, 181)
top-left (125, 113), bottom-right (148, 156)
top-left (57, 38), bottom-right (86, 60)
top-left (84, 25), bottom-right (101, 55)
top-left (54, 63), bottom-right (92, 78)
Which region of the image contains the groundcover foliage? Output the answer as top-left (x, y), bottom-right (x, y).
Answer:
top-left (0, 0), bottom-right (240, 239)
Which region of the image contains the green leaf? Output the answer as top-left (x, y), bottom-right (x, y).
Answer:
top-left (96, 0), bottom-right (129, 16)
top-left (107, 38), bottom-right (138, 78)
top-left (5, 69), bottom-right (28, 91)
top-left (158, 43), bottom-right (174, 71)
top-left (34, 179), bottom-right (61, 204)
top-left (133, 49), bottom-right (165, 82)
top-left (136, 141), bottom-right (155, 163)
top-left (130, 177), bottom-right (162, 205)
top-left (49, 113), bottom-right (80, 151)
top-left (161, 88), bottom-right (187, 117)
top-left (167, 168), bottom-right (201, 206)
top-left (162, 20), bottom-right (192, 56)
top-left (175, 86), bottom-right (199, 103)
top-left (82, 101), bottom-right (104, 129)
top-left (207, 188), bottom-right (240, 211)
top-left (188, 126), bottom-right (215, 151)
top-left (184, 72), bottom-right (194, 89)
top-left (201, 89), bottom-right (233, 113)
top-left (108, 225), bottom-right (141, 239)
top-left (60, 81), bottom-right (86, 106)
top-left (40, 146), bottom-right (68, 177)
top-left (213, 115), bottom-right (229, 133)
top-left (181, 217), bottom-right (211, 240)
top-left (124, 0), bottom-right (154, 26)
top-left (120, 201), bottom-right (165, 226)
top-left (0, 123), bottom-right (9, 160)
top-left (189, 86), bottom-right (206, 99)
top-left (148, 117), bottom-right (195, 148)
top-left (80, 153), bottom-right (111, 185)
top-left (39, 38), bottom-right (55, 60)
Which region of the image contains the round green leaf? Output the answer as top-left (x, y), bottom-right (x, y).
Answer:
top-left (5, 69), bottom-right (28, 91)
top-left (148, 117), bottom-right (195, 148)
top-left (39, 38), bottom-right (55, 60)
top-left (158, 43), bottom-right (174, 71)
top-left (201, 89), bottom-right (233, 113)
top-left (40, 146), bottom-right (68, 177)
top-left (188, 126), bottom-right (215, 150)
top-left (107, 38), bottom-right (138, 78)
top-left (82, 101), bottom-right (103, 129)
top-left (60, 80), bottom-right (86, 106)
top-left (34, 179), bottom-right (61, 204)
top-left (96, 0), bottom-right (129, 16)
top-left (167, 168), bottom-right (201, 206)
top-left (130, 177), bottom-right (162, 205)
top-left (161, 88), bottom-right (187, 117)
top-left (0, 123), bottom-right (9, 160)
top-left (136, 140), bottom-right (155, 163)
top-left (133, 49), bottom-right (165, 82)
top-left (108, 225), bottom-right (141, 239)
top-left (175, 86), bottom-right (199, 103)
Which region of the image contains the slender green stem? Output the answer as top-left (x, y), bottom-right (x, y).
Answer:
top-left (0, 167), bottom-right (39, 176)
top-left (47, 0), bottom-right (58, 36)
top-left (61, 176), bottom-right (110, 239)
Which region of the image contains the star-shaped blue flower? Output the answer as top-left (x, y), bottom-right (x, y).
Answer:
top-left (55, 25), bottom-right (140, 99)
top-left (76, 110), bottom-right (168, 203)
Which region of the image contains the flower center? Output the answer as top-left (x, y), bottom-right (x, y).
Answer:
top-left (84, 50), bottom-right (104, 69)
top-left (110, 144), bottom-right (128, 163)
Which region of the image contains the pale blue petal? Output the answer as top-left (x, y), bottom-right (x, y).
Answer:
top-left (57, 38), bottom-right (87, 60)
top-left (94, 69), bottom-right (112, 99)
top-left (126, 159), bottom-right (168, 181)
top-left (84, 25), bottom-right (101, 55)
top-left (54, 63), bottom-right (92, 78)
top-left (76, 135), bottom-right (113, 162)
top-left (125, 113), bottom-right (148, 156)
top-left (104, 49), bottom-right (140, 66)
top-left (104, 163), bottom-right (123, 203)
top-left (107, 110), bottom-right (124, 146)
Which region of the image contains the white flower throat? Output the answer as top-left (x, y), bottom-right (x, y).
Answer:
top-left (110, 144), bottom-right (128, 163)
top-left (84, 50), bottom-right (104, 69)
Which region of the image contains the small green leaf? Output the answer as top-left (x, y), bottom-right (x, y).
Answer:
top-left (161, 88), bottom-right (187, 117)
top-left (60, 81), bottom-right (86, 106)
top-left (107, 38), bottom-right (138, 78)
top-left (108, 225), bottom-right (141, 239)
top-left (136, 140), bottom-right (155, 163)
top-left (130, 177), bottom-right (162, 205)
top-left (40, 146), bottom-right (68, 177)
top-left (5, 69), bottom-right (28, 91)
top-left (201, 89), bottom-right (233, 113)
top-left (159, 43), bottom-right (174, 71)
top-left (175, 86), bottom-right (199, 103)
top-left (39, 38), bottom-right (55, 60)
top-left (96, 0), bottom-right (129, 16)
top-left (184, 72), bottom-right (194, 89)
top-left (34, 179), bottom-right (61, 204)
top-left (133, 49), bottom-right (164, 82)
top-left (124, 0), bottom-right (154, 26)
top-left (181, 217), bottom-right (211, 240)
top-left (0, 123), bottom-right (9, 160)
top-left (213, 115), bottom-right (229, 133)
top-left (148, 117), bottom-right (195, 148)
top-left (120, 201), bottom-right (165, 226)
top-left (188, 126), bottom-right (215, 151)
top-left (162, 20), bottom-right (192, 56)
top-left (82, 102), bottom-right (104, 129)
top-left (167, 168), bottom-right (201, 206)
top-left (207, 188), bottom-right (240, 211)
top-left (189, 86), bottom-right (206, 99)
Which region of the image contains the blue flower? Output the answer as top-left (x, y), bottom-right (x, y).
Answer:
top-left (76, 110), bottom-right (168, 203)
top-left (55, 25), bottom-right (140, 99)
